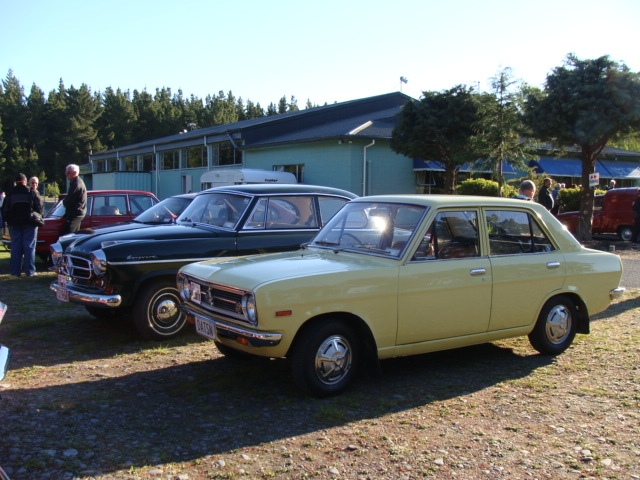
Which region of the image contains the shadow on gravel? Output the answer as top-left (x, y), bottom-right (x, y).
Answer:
top-left (0, 336), bottom-right (554, 478)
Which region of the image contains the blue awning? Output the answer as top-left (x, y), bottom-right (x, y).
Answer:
top-left (413, 159), bottom-right (445, 171)
top-left (530, 157), bottom-right (640, 179)
top-left (529, 157), bottom-right (583, 177)
top-left (413, 158), bottom-right (515, 174)
top-left (597, 160), bottom-right (640, 179)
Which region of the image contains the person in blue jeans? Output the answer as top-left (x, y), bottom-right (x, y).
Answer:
top-left (1, 173), bottom-right (43, 277)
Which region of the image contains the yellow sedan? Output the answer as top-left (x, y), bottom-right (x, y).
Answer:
top-left (178, 195), bottom-right (624, 397)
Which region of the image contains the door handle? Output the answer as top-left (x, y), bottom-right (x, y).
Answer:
top-left (546, 262), bottom-right (560, 269)
top-left (470, 269), bottom-right (486, 276)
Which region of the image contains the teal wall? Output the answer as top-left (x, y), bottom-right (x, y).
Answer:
top-left (244, 139), bottom-right (415, 196)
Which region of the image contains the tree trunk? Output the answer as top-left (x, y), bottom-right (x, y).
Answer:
top-left (444, 166), bottom-right (456, 194)
top-left (576, 149), bottom-right (597, 242)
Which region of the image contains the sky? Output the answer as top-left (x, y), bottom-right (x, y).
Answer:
top-left (1, 0), bottom-right (639, 108)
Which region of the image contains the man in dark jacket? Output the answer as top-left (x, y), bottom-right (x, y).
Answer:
top-left (536, 177), bottom-right (554, 211)
top-left (632, 189), bottom-right (640, 248)
top-left (60, 164), bottom-right (87, 235)
top-left (1, 173), bottom-right (43, 277)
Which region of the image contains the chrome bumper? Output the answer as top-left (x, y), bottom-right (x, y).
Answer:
top-left (50, 281), bottom-right (122, 308)
top-left (180, 303), bottom-right (282, 347)
top-left (610, 287), bottom-right (625, 300)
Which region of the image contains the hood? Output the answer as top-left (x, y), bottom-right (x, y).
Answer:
top-left (68, 223), bottom-right (227, 254)
top-left (183, 248), bottom-right (394, 290)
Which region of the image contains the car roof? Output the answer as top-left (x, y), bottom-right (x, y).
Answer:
top-left (57, 190), bottom-right (158, 200)
top-left (351, 194), bottom-right (550, 210)
top-left (198, 183), bottom-right (358, 198)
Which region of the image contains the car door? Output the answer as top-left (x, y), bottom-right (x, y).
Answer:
top-left (88, 195), bottom-right (128, 227)
top-left (397, 209), bottom-right (492, 345)
top-left (484, 208), bottom-right (565, 331)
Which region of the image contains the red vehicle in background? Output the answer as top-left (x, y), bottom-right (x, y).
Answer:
top-left (2, 190), bottom-right (159, 262)
top-left (556, 187), bottom-right (639, 241)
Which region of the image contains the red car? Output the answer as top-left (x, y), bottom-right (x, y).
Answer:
top-left (34, 190), bottom-right (159, 261)
top-left (557, 187), bottom-right (639, 241)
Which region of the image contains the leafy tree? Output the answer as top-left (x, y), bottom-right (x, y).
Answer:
top-left (391, 85), bottom-right (480, 194)
top-left (97, 87), bottom-right (137, 149)
top-left (245, 100), bottom-right (264, 119)
top-left (277, 96), bottom-right (288, 114)
top-left (266, 102), bottom-right (278, 116)
top-left (472, 67), bottom-right (537, 195)
top-left (524, 54), bottom-right (640, 241)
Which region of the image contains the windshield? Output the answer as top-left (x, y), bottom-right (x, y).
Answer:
top-left (311, 201), bottom-right (428, 258)
top-left (134, 196), bottom-right (193, 224)
top-left (177, 192), bottom-right (251, 229)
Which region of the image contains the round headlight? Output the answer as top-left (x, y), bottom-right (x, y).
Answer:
top-left (89, 249), bottom-right (107, 276)
top-left (242, 293), bottom-right (257, 325)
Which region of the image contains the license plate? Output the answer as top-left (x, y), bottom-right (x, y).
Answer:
top-left (56, 287), bottom-right (69, 302)
top-left (195, 315), bottom-right (216, 340)
top-left (56, 274), bottom-right (69, 302)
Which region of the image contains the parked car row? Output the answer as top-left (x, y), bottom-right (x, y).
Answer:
top-left (49, 186), bottom-right (624, 396)
top-left (50, 185), bottom-right (357, 339)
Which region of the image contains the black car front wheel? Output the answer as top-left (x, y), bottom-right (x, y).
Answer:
top-left (133, 280), bottom-right (187, 340)
top-left (291, 319), bottom-right (360, 397)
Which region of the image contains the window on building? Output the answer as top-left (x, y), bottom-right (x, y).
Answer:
top-left (142, 153), bottom-right (155, 171)
top-left (123, 156), bottom-right (135, 171)
top-left (106, 158), bottom-right (118, 172)
top-left (162, 150), bottom-right (180, 170)
top-left (274, 164), bottom-right (304, 183)
top-left (186, 145), bottom-right (208, 168)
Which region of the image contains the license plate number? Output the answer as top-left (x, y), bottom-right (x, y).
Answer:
top-left (195, 316), bottom-right (216, 340)
top-left (56, 274), bottom-right (69, 302)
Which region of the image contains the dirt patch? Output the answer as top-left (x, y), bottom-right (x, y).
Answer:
top-left (0, 253), bottom-right (639, 479)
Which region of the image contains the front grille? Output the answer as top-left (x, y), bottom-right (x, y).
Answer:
top-left (190, 280), bottom-right (250, 323)
top-left (60, 254), bottom-right (93, 280)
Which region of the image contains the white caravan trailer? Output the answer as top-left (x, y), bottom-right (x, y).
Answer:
top-left (200, 169), bottom-right (297, 190)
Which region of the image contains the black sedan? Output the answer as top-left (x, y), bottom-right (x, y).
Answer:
top-left (50, 184), bottom-right (357, 340)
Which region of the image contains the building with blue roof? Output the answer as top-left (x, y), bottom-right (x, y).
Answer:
top-left (85, 92), bottom-right (640, 199)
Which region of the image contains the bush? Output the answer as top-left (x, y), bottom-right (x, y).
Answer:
top-left (456, 178), bottom-right (517, 198)
top-left (45, 183), bottom-right (60, 199)
top-left (557, 187), bottom-right (606, 213)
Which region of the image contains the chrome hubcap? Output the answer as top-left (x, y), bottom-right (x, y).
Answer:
top-left (546, 304), bottom-right (571, 344)
top-left (314, 335), bottom-right (352, 385)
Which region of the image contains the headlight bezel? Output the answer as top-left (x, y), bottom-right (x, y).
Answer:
top-left (89, 249), bottom-right (107, 276)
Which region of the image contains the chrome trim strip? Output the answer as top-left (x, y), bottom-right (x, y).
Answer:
top-left (50, 282), bottom-right (122, 308)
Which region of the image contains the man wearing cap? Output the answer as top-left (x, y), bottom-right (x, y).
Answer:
top-left (1, 173), bottom-right (43, 277)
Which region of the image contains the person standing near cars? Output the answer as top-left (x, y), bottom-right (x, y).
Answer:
top-left (1, 173), bottom-right (43, 277)
top-left (632, 189), bottom-right (640, 249)
top-left (514, 180), bottom-right (536, 200)
top-left (29, 176), bottom-right (44, 214)
top-left (537, 177), bottom-right (554, 211)
top-left (60, 164), bottom-right (87, 235)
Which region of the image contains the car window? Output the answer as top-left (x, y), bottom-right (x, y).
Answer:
top-left (485, 210), bottom-right (555, 255)
top-left (92, 195), bottom-right (127, 216)
top-left (244, 196), bottom-right (317, 230)
top-left (135, 196), bottom-right (192, 223)
top-left (318, 197), bottom-right (350, 226)
top-left (313, 202), bottom-right (426, 258)
top-left (178, 193), bottom-right (250, 229)
top-left (411, 210), bottom-right (479, 260)
top-left (130, 195), bottom-right (156, 215)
